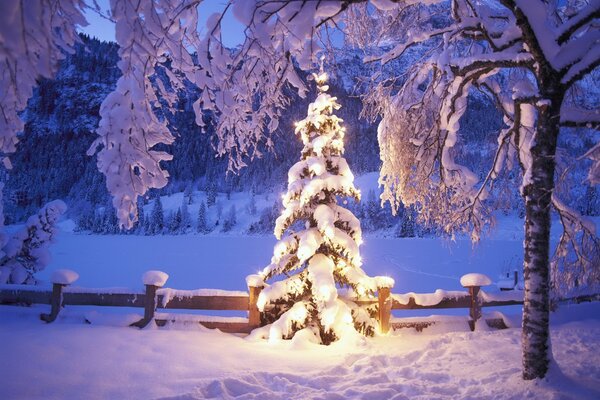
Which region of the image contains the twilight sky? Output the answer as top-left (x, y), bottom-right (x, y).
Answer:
top-left (79, 0), bottom-right (245, 47)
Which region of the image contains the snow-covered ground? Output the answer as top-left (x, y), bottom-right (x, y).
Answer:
top-left (1, 301), bottom-right (598, 399)
top-left (1, 202), bottom-right (599, 399)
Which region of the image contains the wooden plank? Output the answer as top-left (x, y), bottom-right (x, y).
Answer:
top-left (391, 320), bottom-right (436, 332)
top-left (63, 292), bottom-right (146, 307)
top-left (157, 295), bottom-right (249, 310)
top-left (0, 288), bottom-right (52, 305)
top-left (199, 321), bottom-right (253, 333)
top-left (392, 296), bottom-right (472, 310)
top-left (153, 319), bottom-right (252, 333)
top-left (355, 299), bottom-right (378, 306)
top-left (482, 300), bottom-right (523, 307)
top-left (391, 318), bottom-right (509, 332)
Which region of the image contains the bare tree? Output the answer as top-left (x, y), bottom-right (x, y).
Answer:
top-left (205, 0), bottom-right (600, 380)
top-left (345, 0), bottom-right (600, 380)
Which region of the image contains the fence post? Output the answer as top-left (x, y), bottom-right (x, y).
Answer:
top-left (131, 270), bottom-right (168, 329)
top-left (40, 269), bottom-right (79, 323)
top-left (467, 286), bottom-right (482, 331)
top-left (378, 287), bottom-right (392, 334)
top-left (460, 273), bottom-right (492, 331)
top-left (131, 284), bottom-right (158, 328)
top-left (40, 283), bottom-right (66, 323)
top-left (246, 274), bottom-right (264, 330)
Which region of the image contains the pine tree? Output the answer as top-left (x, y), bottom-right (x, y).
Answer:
top-left (150, 196), bottom-right (164, 235)
top-left (183, 184), bottom-right (194, 205)
top-left (222, 205), bottom-right (237, 232)
top-left (215, 201), bottom-right (223, 226)
top-left (249, 72), bottom-right (392, 344)
top-left (247, 193), bottom-right (257, 216)
top-left (170, 208), bottom-right (182, 234)
top-left (181, 201), bottom-right (191, 232)
top-left (136, 198), bottom-right (146, 234)
top-left (206, 183), bottom-right (217, 207)
top-left (396, 208), bottom-right (416, 238)
top-left (197, 200), bottom-right (210, 234)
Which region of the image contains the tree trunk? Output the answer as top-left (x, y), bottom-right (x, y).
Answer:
top-left (521, 88), bottom-right (563, 380)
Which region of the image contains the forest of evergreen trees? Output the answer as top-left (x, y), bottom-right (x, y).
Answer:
top-left (2, 35), bottom-right (598, 235)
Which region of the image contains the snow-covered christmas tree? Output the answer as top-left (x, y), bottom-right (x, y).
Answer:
top-left (249, 71), bottom-right (393, 345)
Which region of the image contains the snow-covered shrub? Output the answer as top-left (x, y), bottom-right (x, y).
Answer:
top-left (251, 73), bottom-right (392, 344)
top-left (0, 200), bottom-right (66, 284)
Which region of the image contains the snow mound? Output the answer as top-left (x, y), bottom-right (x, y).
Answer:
top-left (50, 269), bottom-right (79, 285)
top-left (460, 273), bottom-right (492, 287)
top-left (142, 270), bottom-right (169, 287)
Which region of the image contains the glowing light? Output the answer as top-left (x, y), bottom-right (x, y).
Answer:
top-left (289, 304), bottom-right (308, 322)
top-left (319, 285), bottom-right (332, 301)
top-left (343, 310), bottom-right (353, 324)
top-left (298, 244), bottom-right (310, 261)
top-left (356, 286), bottom-right (366, 297)
top-left (268, 326), bottom-right (283, 344)
top-left (324, 226), bottom-right (335, 240)
top-left (274, 242), bottom-right (287, 256)
top-left (322, 309), bottom-right (336, 328)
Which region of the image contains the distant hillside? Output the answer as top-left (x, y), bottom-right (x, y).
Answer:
top-left (3, 34), bottom-right (598, 229)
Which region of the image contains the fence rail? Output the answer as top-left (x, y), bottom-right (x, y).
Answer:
top-left (0, 275), bottom-right (263, 334)
top-left (2, 269), bottom-right (595, 335)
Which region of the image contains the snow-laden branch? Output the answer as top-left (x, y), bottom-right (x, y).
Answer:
top-left (556, 0), bottom-right (600, 45)
top-left (551, 193), bottom-right (600, 297)
top-left (0, 0), bottom-right (85, 163)
top-left (560, 106), bottom-right (600, 129)
top-left (89, 0), bottom-right (202, 229)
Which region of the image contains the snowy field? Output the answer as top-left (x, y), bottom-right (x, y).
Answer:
top-left (1, 221), bottom-right (599, 399)
top-left (1, 300), bottom-right (598, 399)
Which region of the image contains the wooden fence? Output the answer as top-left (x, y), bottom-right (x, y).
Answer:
top-left (0, 279), bottom-right (263, 333)
top-left (0, 269), bottom-right (536, 334)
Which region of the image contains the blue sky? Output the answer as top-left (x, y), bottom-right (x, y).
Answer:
top-left (80, 0), bottom-right (245, 47)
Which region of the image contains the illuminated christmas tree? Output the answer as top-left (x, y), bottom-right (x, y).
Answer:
top-left (249, 71), bottom-right (393, 344)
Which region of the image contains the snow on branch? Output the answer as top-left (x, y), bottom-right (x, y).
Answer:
top-left (0, 0), bottom-right (85, 163)
top-left (89, 0), bottom-right (202, 229)
top-left (0, 200), bottom-right (67, 285)
top-left (560, 106), bottom-right (600, 129)
top-left (556, 0), bottom-right (600, 45)
top-left (551, 194), bottom-right (600, 297)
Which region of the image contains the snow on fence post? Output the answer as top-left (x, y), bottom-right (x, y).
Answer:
top-left (40, 269), bottom-right (79, 323)
top-left (131, 271), bottom-right (169, 329)
top-left (246, 274), bottom-right (264, 330)
top-left (460, 273), bottom-right (492, 331)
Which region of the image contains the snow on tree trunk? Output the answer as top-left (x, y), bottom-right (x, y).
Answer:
top-left (0, 200), bottom-right (67, 284)
top-left (249, 71), bottom-right (393, 344)
top-left (521, 84), bottom-right (563, 380)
